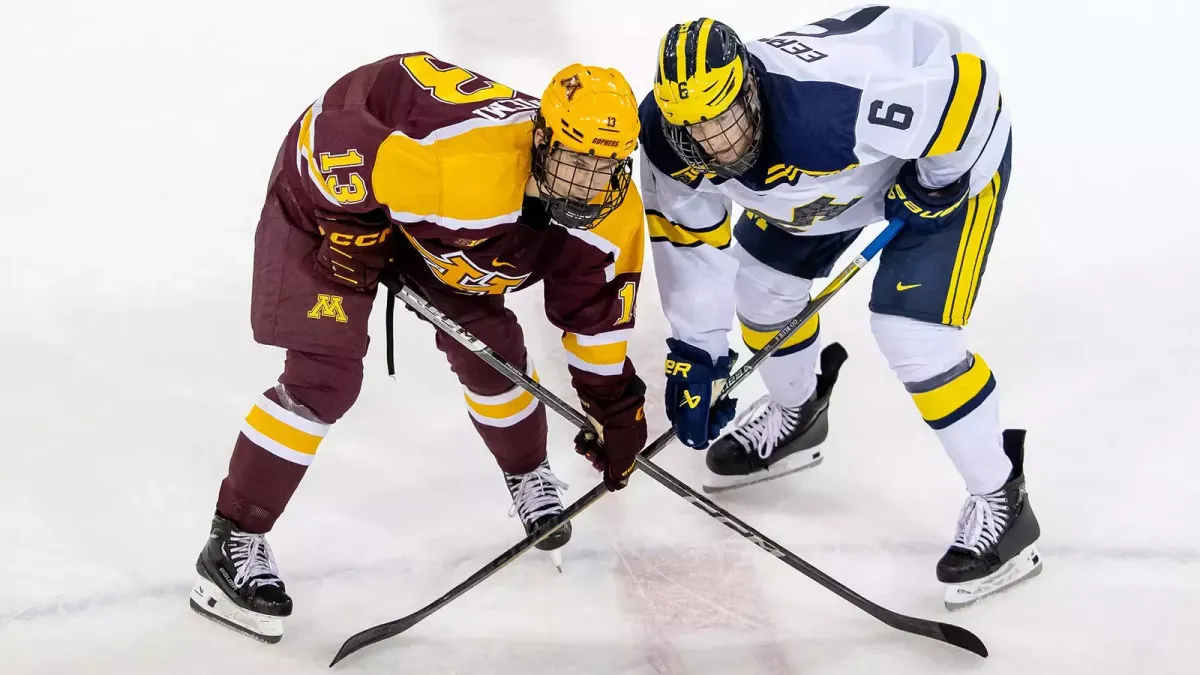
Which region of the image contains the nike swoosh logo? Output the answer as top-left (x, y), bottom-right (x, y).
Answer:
top-left (896, 282), bottom-right (922, 291)
top-left (492, 258), bottom-right (517, 269)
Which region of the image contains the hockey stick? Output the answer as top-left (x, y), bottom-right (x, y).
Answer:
top-left (330, 218), bottom-right (983, 664)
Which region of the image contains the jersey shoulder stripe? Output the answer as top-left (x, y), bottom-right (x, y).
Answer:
top-left (922, 53), bottom-right (987, 157)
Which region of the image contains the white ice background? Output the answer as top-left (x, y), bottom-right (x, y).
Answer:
top-left (1, 1), bottom-right (1198, 673)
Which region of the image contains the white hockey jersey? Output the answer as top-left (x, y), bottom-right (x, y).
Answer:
top-left (640, 4), bottom-right (1011, 360)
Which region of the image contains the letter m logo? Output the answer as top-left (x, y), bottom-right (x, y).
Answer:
top-left (307, 294), bottom-right (348, 323)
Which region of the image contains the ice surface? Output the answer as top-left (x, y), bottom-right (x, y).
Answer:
top-left (2, 1), bottom-right (1198, 673)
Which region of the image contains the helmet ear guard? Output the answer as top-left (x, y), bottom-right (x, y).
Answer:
top-left (531, 64), bottom-right (639, 229)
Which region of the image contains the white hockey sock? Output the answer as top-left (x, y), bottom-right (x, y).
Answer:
top-left (758, 341), bottom-right (820, 409)
top-left (871, 313), bottom-right (1011, 495)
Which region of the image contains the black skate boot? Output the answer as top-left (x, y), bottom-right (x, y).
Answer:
top-left (937, 429), bottom-right (1043, 610)
top-left (189, 513), bottom-right (292, 643)
top-left (505, 458), bottom-right (572, 570)
top-left (703, 343), bottom-right (847, 493)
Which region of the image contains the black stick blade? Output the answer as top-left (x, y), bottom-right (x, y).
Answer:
top-left (329, 616), bottom-right (419, 667)
top-left (936, 621), bottom-right (988, 658)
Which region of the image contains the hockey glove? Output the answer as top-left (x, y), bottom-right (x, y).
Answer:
top-left (313, 215), bottom-right (396, 290)
top-left (884, 161), bottom-right (971, 233)
top-left (575, 376), bottom-right (648, 492)
top-left (664, 338), bottom-right (738, 450)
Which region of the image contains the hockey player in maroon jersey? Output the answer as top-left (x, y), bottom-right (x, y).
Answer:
top-left (189, 55), bottom-right (648, 642)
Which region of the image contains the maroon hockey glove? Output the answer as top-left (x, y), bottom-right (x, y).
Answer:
top-left (575, 376), bottom-right (648, 491)
top-left (312, 215), bottom-right (396, 291)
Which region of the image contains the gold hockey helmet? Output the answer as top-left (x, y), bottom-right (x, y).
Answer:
top-left (652, 18), bottom-right (763, 177)
top-left (533, 64), bottom-right (639, 229)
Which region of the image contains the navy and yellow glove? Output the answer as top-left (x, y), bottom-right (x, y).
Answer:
top-left (664, 338), bottom-right (738, 449)
top-left (884, 161), bottom-right (971, 233)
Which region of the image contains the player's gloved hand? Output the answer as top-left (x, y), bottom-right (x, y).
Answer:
top-left (312, 215), bottom-right (396, 291)
top-left (884, 161), bottom-right (971, 233)
top-left (575, 376), bottom-right (648, 492)
top-left (664, 338), bottom-right (738, 449)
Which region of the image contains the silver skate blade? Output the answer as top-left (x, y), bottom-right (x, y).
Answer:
top-left (548, 549), bottom-right (563, 573)
top-left (944, 543), bottom-right (1043, 611)
top-left (702, 452), bottom-right (823, 494)
top-left (189, 575), bottom-right (284, 643)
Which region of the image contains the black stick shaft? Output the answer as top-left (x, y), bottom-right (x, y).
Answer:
top-left (328, 219), bottom-right (986, 666)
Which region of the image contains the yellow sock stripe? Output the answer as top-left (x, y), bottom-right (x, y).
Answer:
top-left (464, 387), bottom-right (539, 421)
top-left (647, 211), bottom-right (731, 249)
top-left (740, 313), bottom-right (820, 353)
top-left (463, 360), bottom-right (540, 420)
top-left (911, 354), bottom-right (994, 428)
top-left (244, 403), bottom-right (325, 457)
top-left (563, 332), bottom-right (629, 375)
top-left (962, 172), bottom-right (1003, 322)
top-left (924, 54), bottom-right (986, 157)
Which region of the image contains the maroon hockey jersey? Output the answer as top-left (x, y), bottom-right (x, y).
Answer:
top-left (275, 52), bottom-right (646, 403)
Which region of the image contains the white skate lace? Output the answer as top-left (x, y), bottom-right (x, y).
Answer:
top-left (507, 463), bottom-right (569, 525)
top-left (952, 490), bottom-right (1010, 555)
top-left (229, 531), bottom-right (282, 590)
top-left (729, 395), bottom-right (800, 460)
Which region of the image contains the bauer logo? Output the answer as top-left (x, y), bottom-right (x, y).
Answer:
top-left (307, 294), bottom-right (349, 323)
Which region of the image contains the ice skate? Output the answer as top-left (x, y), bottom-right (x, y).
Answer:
top-left (703, 343), bottom-right (847, 492)
top-left (505, 458), bottom-right (571, 571)
top-left (189, 514), bottom-right (292, 643)
top-left (938, 429), bottom-right (1043, 610)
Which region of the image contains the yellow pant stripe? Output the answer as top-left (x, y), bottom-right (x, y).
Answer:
top-left (925, 54), bottom-right (986, 157)
top-left (911, 354), bottom-right (993, 425)
top-left (740, 314), bottom-right (820, 353)
top-left (647, 211), bottom-right (732, 249)
top-left (963, 174), bottom-right (1002, 322)
top-left (244, 404), bottom-right (324, 456)
top-left (942, 172), bottom-right (1001, 326)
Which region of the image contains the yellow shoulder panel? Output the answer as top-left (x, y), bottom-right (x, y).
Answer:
top-left (373, 117), bottom-right (534, 228)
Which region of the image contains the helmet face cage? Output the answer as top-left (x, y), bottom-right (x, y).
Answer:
top-left (532, 115), bottom-right (633, 230)
top-left (662, 72), bottom-right (763, 179)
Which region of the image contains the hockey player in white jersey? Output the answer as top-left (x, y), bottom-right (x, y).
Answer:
top-left (640, 5), bottom-right (1040, 608)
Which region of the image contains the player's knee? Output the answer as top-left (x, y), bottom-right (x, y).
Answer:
top-left (277, 350), bottom-right (364, 424)
top-left (870, 312), bottom-right (967, 383)
top-left (871, 312), bottom-right (996, 429)
top-left (734, 267), bottom-right (818, 356)
top-left (733, 269), bottom-right (813, 326)
top-left (436, 311), bottom-right (528, 396)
